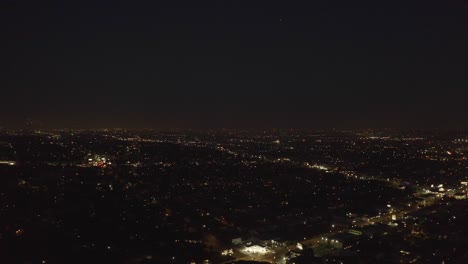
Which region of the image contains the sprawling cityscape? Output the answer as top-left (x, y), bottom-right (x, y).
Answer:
top-left (1, 0), bottom-right (466, 262)
top-left (1, 129), bottom-right (467, 263)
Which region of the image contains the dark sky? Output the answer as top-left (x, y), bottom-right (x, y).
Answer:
top-left (1, 0), bottom-right (466, 129)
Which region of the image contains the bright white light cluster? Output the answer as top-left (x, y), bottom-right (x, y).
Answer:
top-left (242, 245), bottom-right (271, 255)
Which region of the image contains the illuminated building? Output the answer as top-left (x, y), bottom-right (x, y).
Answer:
top-left (0, 142), bottom-right (17, 166)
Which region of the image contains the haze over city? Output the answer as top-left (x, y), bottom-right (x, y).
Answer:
top-left (1, 0), bottom-right (466, 129)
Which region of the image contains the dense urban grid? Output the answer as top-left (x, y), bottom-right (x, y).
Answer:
top-left (0, 129), bottom-right (467, 263)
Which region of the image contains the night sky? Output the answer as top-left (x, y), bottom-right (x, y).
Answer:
top-left (1, 1), bottom-right (466, 129)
